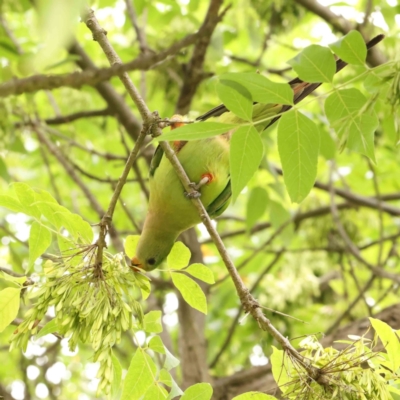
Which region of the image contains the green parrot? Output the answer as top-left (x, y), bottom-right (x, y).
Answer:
top-left (131, 35), bottom-right (384, 271)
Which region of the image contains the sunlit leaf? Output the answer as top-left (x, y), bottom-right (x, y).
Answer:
top-left (143, 383), bottom-right (168, 399)
top-left (148, 335), bottom-right (165, 354)
top-left (370, 318), bottom-right (400, 373)
top-left (111, 352), bottom-right (123, 399)
top-left (269, 201), bottom-right (294, 244)
top-left (288, 44), bottom-right (336, 83)
top-left (181, 383), bottom-right (213, 400)
top-left (13, 182), bottom-right (40, 218)
top-left (329, 30), bottom-right (367, 66)
top-left (278, 110), bottom-right (319, 203)
top-left (246, 186), bottom-right (269, 230)
top-left (28, 221), bottom-right (52, 270)
top-left (0, 195), bottom-right (25, 214)
top-left (216, 80), bottom-right (253, 121)
top-left (143, 311), bottom-right (163, 333)
top-left (185, 263), bottom-right (215, 284)
top-left (171, 272), bottom-right (207, 314)
top-left (233, 392), bottom-right (277, 399)
top-left (164, 346), bottom-right (180, 371)
top-left (325, 89), bottom-right (377, 161)
top-left (0, 158), bottom-right (10, 182)
top-left (160, 122), bottom-right (236, 141)
top-left (220, 73), bottom-right (293, 105)
top-left (125, 235), bottom-right (141, 259)
top-left (167, 241), bottom-right (191, 270)
top-left (36, 319), bottom-right (59, 339)
top-left (318, 127), bottom-right (336, 160)
top-left (121, 349), bottom-right (157, 400)
top-left (230, 125), bottom-right (264, 202)
top-left (0, 271), bottom-right (27, 285)
top-left (270, 346), bottom-right (291, 391)
top-left (0, 287), bottom-right (21, 332)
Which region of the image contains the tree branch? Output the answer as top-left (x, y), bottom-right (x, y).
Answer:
top-left (0, 17), bottom-right (220, 98)
top-left (175, 0), bottom-right (228, 114)
top-left (294, 0), bottom-right (386, 66)
top-left (83, 6), bottom-right (319, 380)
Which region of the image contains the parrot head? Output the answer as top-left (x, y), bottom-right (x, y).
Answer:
top-left (131, 225), bottom-right (178, 271)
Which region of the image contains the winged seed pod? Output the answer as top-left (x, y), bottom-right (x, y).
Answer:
top-left (10, 250), bottom-right (150, 396)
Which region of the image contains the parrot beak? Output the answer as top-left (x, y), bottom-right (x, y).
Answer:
top-left (131, 256), bottom-right (143, 272)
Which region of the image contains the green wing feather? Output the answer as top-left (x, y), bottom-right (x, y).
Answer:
top-left (206, 180), bottom-right (231, 218)
top-left (149, 145), bottom-right (164, 177)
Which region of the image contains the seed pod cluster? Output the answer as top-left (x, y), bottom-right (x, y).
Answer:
top-left (11, 250), bottom-right (150, 395)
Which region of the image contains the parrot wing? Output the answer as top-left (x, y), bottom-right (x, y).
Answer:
top-left (149, 144), bottom-right (164, 177)
top-left (206, 179), bottom-right (231, 218)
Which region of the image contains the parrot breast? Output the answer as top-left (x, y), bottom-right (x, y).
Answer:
top-left (134, 135), bottom-right (230, 270)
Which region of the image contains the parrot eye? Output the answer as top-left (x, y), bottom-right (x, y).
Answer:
top-left (147, 258), bottom-right (156, 266)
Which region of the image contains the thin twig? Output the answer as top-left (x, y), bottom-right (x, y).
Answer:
top-left (209, 251), bottom-right (283, 368)
top-left (39, 146), bottom-right (62, 204)
top-left (124, 0), bottom-right (149, 53)
top-left (367, 159), bottom-right (384, 267)
top-left (43, 126), bottom-right (126, 160)
top-left (328, 162), bottom-right (400, 285)
top-left (11, 318), bottom-right (62, 340)
top-left (0, 11), bottom-right (221, 98)
top-left (34, 125), bottom-right (106, 219)
top-left (84, 8), bottom-right (317, 376)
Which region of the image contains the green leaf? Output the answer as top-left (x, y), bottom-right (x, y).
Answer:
top-left (148, 335), bottom-right (165, 354)
top-left (34, 200), bottom-right (62, 229)
top-left (143, 311), bottom-right (163, 333)
top-left (121, 349), bottom-right (157, 400)
top-left (111, 352), bottom-right (123, 399)
top-left (181, 383), bottom-right (213, 400)
top-left (0, 287), bottom-right (21, 332)
top-left (230, 125), bottom-right (264, 202)
top-left (269, 201), bottom-right (294, 244)
top-left (0, 195), bottom-right (26, 214)
top-left (220, 73), bottom-right (293, 105)
top-left (167, 241), bottom-right (190, 270)
top-left (246, 187), bottom-right (269, 230)
top-left (159, 369), bottom-right (172, 387)
top-left (171, 272), bottom-right (207, 314)
top-left (325, 88), bottom-right (365, 123)
top-left (270, 346), bottom-right (291, 390)
top-left (164, 346), bottom-right (180, 371)
top-left (160, 369), bottom-right (183, 399)
top-left (34, 190), bottom-right (93, 242)
top-left (346, 114), bottom-right (378, 162)
top-left (0, 158), bottom-right (10, 182)
top-left (277, 110), bottom-right (319, 203)
top-left (325, 89), bottom-right (377, 161)
top-left (288, 44), bottom-right (336, 83)
top-left (329, 30), bottom-right (367, 66)
top-left (216, 80), bottom-right (253, 121)
top-left (125, 235), bottom-right (141, 259)
top-left (160, 122), bottom-right (237, 142)
top-left (185, 263), bottom-right (215, 284)
top-left (0, 271), bottom-right (27, 285)
top-left (13, 182), bottom-right (40, 218)
top-left (57, 212), bottom-right (93, 243)
top-left (28, 221), bottom-right (52, 270)
top-left (143, 383), bottom-right (168, 399)
top-left (370, 318), bottom-right (400, 373)
top-left (319, 127), bottom-right (336, 160)
top-left (233, 393), bottom-right (277, 400)
top-left (36, 319), bottom-right (59, 339)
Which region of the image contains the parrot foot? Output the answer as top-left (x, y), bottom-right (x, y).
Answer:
top-left (184, 189), bottom-right (202, 199)
top-left (189, 174), bottom-right (212, 190)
